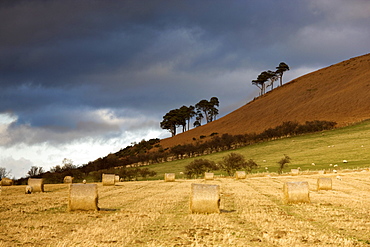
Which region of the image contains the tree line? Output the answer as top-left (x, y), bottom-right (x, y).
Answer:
top-left (252, 62), bottom-right (290, 96)
top-left (9, 153), bottom-right (159, 185)
top-left (77, 120), bottom-right (336, 175)
top-left (160, 97), bottom-right (219, 136)
top-left (7, 120), bottom-right (336, 185)
top-left (166, 120), bottom-right (336, 160)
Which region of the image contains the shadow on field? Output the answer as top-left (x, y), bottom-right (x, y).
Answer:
top-left (220, 209), bottom-right (236, 213)
top-left (99, 208), bottom-right (119, 212)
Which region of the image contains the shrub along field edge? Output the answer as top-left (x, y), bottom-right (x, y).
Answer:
top-left (142, 119), bottom-right (370, 180)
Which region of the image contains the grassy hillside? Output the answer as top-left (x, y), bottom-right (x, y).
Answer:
top-left (146, 119), bottom-right (370, 180)
top-left (160, 53), bottom-right (370, 148)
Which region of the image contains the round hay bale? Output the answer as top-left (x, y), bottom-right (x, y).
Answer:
top-left (283, 181), bottom-right (310, 204)
top-left (1, 178), bottom-right (13, 186)
top-left (190, 183), bottom-right (220, 214)
top-left (115, 175), bottom-right (120, 183)
top-left (68, 184), bottom-right (98, 211)
top-left (82, 179), bottom-right (87, 184)
top-left (317, 177), bottom-right (332, 190)
top-left (204, 172), bottom-right (214, 180)
top-left (235, 171), bottom-right (246, 179)
top-left (102, 174), bottom-right (115, 186)
top-left (164, 173), bottom-right (175, 182)
top-left (27, 178), bottom-right (44, 192)
top-left (63, 176), bottom-right (74, 184)
top-left (290, 169), bottom-right (300, 175)
top-left (318, 170), bottom-right (325, 174)
top-left (25, 185), bottom-right (33, 194)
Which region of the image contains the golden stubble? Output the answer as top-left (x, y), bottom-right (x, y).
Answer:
top-left (1, 172), bottom-right (370, 246)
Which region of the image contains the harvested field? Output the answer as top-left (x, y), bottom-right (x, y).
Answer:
top-left (1, 171), bottom-right (370, 246)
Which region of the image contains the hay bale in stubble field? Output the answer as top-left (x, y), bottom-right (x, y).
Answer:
top-left (190, 183), bottom-right (220, 214)
top-left (291, 169), bottom-right (300, 175)
top-left (28, 178), bottom-right (44, 192)
top-left (318, 170), bottom-right (325, 174)
top-left (317, 177), bottom-right (332, 190)
top-left (68, 184), bottom-right (99, 211)
top-left (235, 171), bottom-right (246, 179)
top-left (204, 172), bottom-right (214, 180)
top-left (102, 174), bottom-right (115, 186)
top-left (283, 181), bottom-right (310, 204)
top-left (1, 178), bottom-right (13, 186)
top-left (63, 176), bottom-right (74, 184)
top-left (164, 173), bottom-right (175, 182)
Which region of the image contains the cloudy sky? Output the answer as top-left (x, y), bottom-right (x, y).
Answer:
top-left (1, 0), bottom-right (369, 178)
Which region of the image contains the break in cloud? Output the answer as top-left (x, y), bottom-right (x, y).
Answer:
top-left (0, 0), bottom-right (369, 178)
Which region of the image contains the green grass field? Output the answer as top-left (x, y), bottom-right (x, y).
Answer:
top-left (146, 120), bottom-right (370, 180)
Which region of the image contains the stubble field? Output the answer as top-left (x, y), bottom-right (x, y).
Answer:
top-left (1, 171), bottom-right (370, 246)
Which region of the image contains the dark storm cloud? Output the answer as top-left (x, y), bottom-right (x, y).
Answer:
top-left (0, 0), bottom-right (312, 87)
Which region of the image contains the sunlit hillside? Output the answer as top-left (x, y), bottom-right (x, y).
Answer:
top-left (160, 53), bottom-right (370, 148)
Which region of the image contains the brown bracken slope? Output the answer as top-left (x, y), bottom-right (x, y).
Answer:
top-left (159, 53), bottom-right (370, 149)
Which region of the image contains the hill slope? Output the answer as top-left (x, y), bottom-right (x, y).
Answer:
top-left (160, 53), bottom-right (370, 148)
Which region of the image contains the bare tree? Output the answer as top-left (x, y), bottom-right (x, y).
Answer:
top-left (27, 166), bottom-right (44, 177)
top-left (49, 165), bottom-right (62, 173)
top-left (0, 167), bottom-right (11, 180)
top-left (62, 158), bottom-right (76, 171)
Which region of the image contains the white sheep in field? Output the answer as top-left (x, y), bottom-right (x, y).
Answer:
top-left (343, 160), bottom-right (348, 163)
top-left (311, 163), bottom-right (315, 166)
top-left (336, 175), bottom-right (342, 180)
top-left (25, 185), bottom-right (33, 194)
top-left (334, 164), bottom-right (338, 167)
